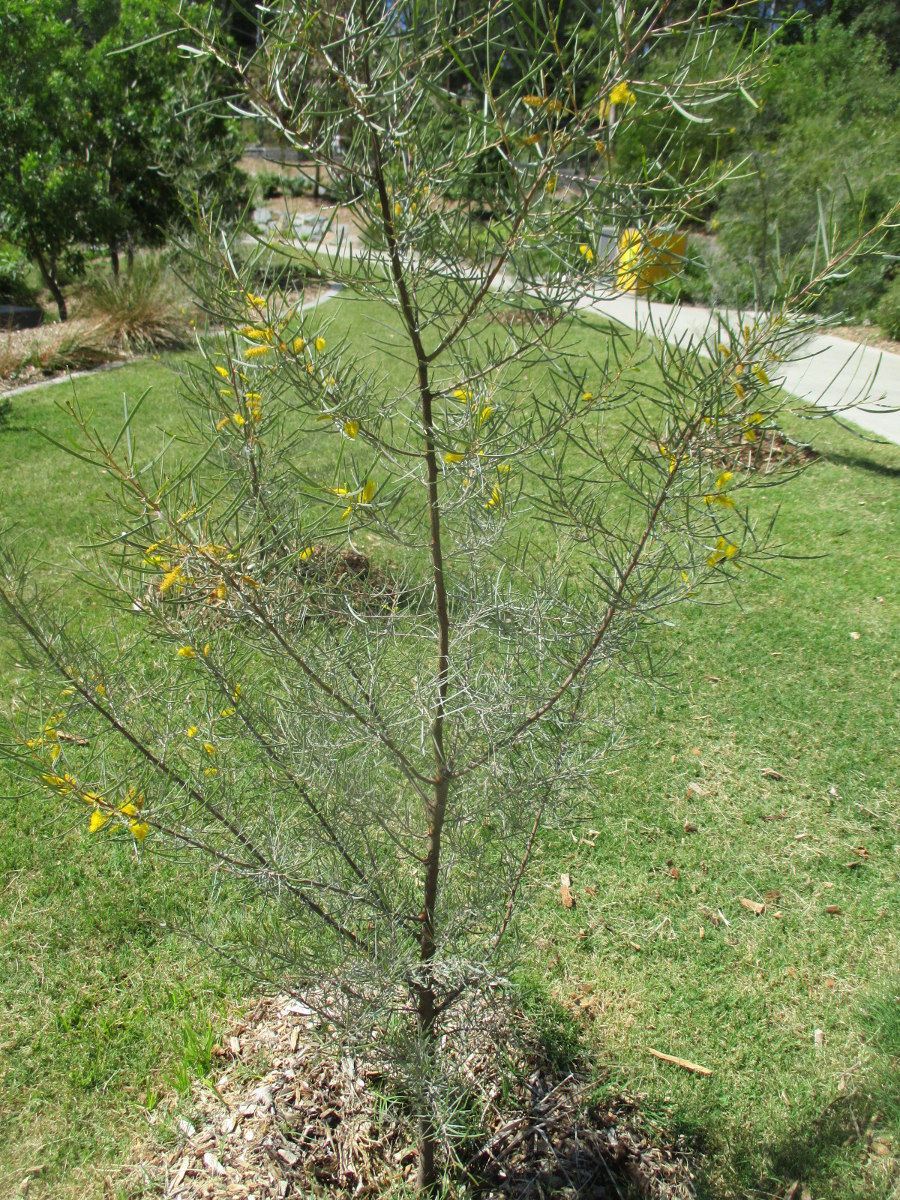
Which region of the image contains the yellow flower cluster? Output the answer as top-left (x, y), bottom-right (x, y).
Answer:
top-left (707, 536), bottom-right (739, 568)
top-left (703, 469), bottom-right (735, 508)
top-left (332, 480), bottom-right (376, 521)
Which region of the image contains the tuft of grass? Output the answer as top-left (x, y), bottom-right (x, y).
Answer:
top-left (77, 256), bottom-right (194, 354)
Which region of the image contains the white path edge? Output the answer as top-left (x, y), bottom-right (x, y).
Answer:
top-left (579, 292), bottom-right (900, 447)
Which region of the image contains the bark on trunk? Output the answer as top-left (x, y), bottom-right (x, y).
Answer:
top-left (34, 251), bottom-right (67, 321)
top-left (109, 242), bottom-right (120, 279)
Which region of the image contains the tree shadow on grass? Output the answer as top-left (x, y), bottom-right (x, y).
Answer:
top-left (696, 985), bottom-right (900, 1199)
top-left (825, 451), bottom-right (900, 478)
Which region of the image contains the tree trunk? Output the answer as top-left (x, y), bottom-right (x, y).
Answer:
top-left (126, 243), bottom-right (134, 276)
top-left (314, 160), bottom-right (321, 199)
top-left (414, 978), bottom-right (439, 1193)
top-left (109, 241), bottom-right (120, 279)
top-left (34, 250), bottom-right (67, 321)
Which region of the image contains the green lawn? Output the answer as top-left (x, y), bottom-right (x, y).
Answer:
top-left (0, 306), bottom-right (897, 1200)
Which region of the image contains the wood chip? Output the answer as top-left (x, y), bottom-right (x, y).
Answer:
top-left (825, 904), bottom-right (841, 915)
top-left (203, 1152), bottom-right (227, 1177)
top-left (229, 1036), bottom-right (241, 1057)
top-left (684, 821), bottom-right (698, 833)
top-left (558, 873), bottom-right (576, 909)
top-left (685, 781), bottom-right (708, 797)
top-left (740, 898), bottom-right (765, 915)
top-left (171, 1156), bottom-right (191, 1190)
top-left (646, 1047), bottom-right (712, 1076)
top-left (761, 768), bottom-right (785, 779)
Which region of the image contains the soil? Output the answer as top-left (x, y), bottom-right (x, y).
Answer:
top-left (139, 993), bottom-right (697, 1200)
top-left (828, 325), bottom-right (900, 357)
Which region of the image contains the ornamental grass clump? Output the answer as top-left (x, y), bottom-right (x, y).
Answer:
top-left (0, 1), bottom-right (883, 1191)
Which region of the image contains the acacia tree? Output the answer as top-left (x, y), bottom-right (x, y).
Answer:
top-left (0, 0), bottom-right (871, 1190)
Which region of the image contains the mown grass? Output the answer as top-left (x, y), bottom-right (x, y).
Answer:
top-left (0, 298), bottom-right (897, 1199)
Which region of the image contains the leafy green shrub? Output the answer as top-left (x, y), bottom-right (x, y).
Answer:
top-left (712, 22), bottom-right (900, 316)
top-left (877, 277), bottom-right (900, 341)
top-left (0, 247), bottom-right (39, 307)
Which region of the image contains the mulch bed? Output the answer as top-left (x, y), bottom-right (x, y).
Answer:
top-left (140, 994), bottom-right (696, 1200)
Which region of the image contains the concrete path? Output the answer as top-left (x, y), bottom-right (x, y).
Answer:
top-left (580, 292), bottom-right (900, 447)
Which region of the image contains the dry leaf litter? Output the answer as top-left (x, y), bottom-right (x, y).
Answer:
top-left (141, 993), bottom-right (696, 1200)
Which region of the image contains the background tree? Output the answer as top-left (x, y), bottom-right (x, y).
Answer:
top-left (0, 0), bottom-right (245, 316)
top-left (0, 1), bottom-right (95, 318)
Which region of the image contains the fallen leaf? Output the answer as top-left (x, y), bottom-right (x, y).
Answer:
top-left (229, 1035), bottom-right (241, 1057)
top-left (849, 631), bottom-right (861, 640)
top-left (825, 904), bottom-right (841, 915)
top-left (814, 1028), bottom-right (825, 1049)
top-left (764, 890), bottom-right (781, 902)
top-left (847, 860), bottom-right (863, 869)
top-left (686, 781), bottom-right (708, 798)
top-left (684, 820), bottom-right (698, 833)
top-left (668, 866), bottom-right (680, 879)
top-left (559, 873), bottom-right (576, 909)
top-left (761, 767), bottom-right (785, 780)
top-left (691, 747), bottom-right (701, 756)
top-left (740, 897), bottom-right (765, 916)
top-left (706, 675), bottom-right (721, 683)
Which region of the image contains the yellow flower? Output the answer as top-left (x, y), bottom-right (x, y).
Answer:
top-left (245, 293), bottom-right (266, 307)
top-left (215, 365), bottom-right (229, 379)
top-left (394, 201), bottom-right (402, 216)
top-left (293, 337), bottom-right (305, 352)
top-left (203, 644), bottom-right (210, 656)
top-left (240, 326), bottom-right (272, 342)
top-left (89, 809), bottom-right (110, 833)
top-left (497, 463), bottom-right (510, 473)
top-left (609, 81), bottom-right (636, 107)
top-left (159, 565), bottom-right (182, 594)
top-left (578, 244), bottom-right (594, 262)
top-left (715, 470), bottom-right (733, 491)
top-left (752, 365), bottom-right (770, 385)
top-left (703, 493), bottom-right (735, 508)
top-left (545, 174), bottom-right (557, 194)
top-left (203, 742), bottom-right (216, 756)
top-left (232, 412), bottom-right (245, 427)
top-left (315, 336), bottom-right (326, 351)
top-left (582, 391), bottom-right (594, 402)
top-left (129, 822), bottom-right (149, 841)
top-left (453, 388), bottom-right (472, 402)
top-left (360, 480), bottom-right (375, 504)
top-left (299, 546), bottom-right (314, 561)
top-left (523, 94), bottom-right (544, 108)
top-left (479, 405), bottom-right (494, 424)
top-left (178, 646), bottom-right (196, 658)
top-left (221, 707), bottom-right (235, 717)
top-left (245, 345), bottom-right (271, 359)
top-left (246, 392), bottom-right (261, 402)
top-left (119, 802), bottom-right (139, 817)
top-left (242, 575), bottom-right (260, 589)
top-left (733, 381), bottom-right (746, 401)
top-left (717, 341), bottom-right (731, 358)
top-left (707, 535), bottom-right (739, 567)
top-left (204, 767), bottom-right (217, 777)
top-left (234, 685), bottom-right (241, 699)
top-left (594, 140), bottom-right (606, 153)
top-left (215, 416), bottom-right (230, 430)
top-left (598, 100), bottom-right (610, 121)
top-left (215, 581), bottom-right (227, 601)
top-left (521, 133), bottom-right (541, 146)
top-left (444, 452), bottom-right (465, 463)
top-left (485, 484), bottom-right (502, 509)
top-left (187, 726), bottom-right (198, 738)
top-left (343, 420), bottom-right (359, 438)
